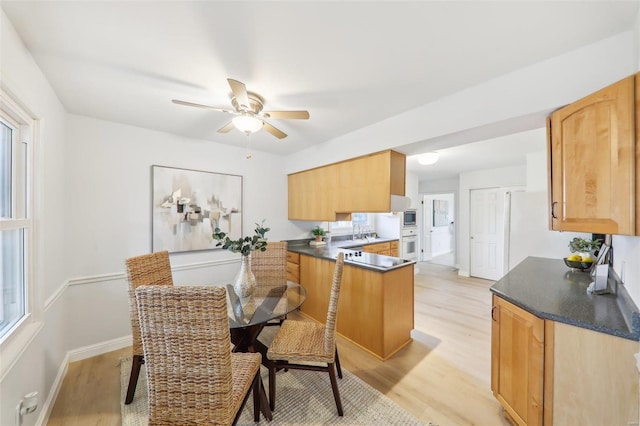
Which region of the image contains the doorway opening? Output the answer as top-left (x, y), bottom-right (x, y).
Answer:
top-left (422, 193), bottom-right (455, 267)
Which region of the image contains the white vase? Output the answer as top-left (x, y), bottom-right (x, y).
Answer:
top-left (233, 255), bottom-right (256, 297)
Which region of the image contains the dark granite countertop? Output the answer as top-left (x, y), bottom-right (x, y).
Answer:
top-left (490, 257), bottom-right (640, 341)
top-left (284, 238), bottom-right (414, 273)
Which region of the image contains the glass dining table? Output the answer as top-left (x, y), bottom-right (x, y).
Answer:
top-left (226, 280), bottom-right (307, 357)
top-left (224, 280), bottom-right (305, 421)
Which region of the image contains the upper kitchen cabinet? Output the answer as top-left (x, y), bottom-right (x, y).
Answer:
top-left (288, 150), bottom-right (406, 221)
top-left (548, 74), bottom-right (637, 235)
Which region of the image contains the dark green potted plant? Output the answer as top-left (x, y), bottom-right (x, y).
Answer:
top-left (568, 237), bottom-right (602, 255)
top-left (311, 226), bottom-right (326, 242)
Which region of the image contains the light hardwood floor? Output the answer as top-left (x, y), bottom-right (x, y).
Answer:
top-left (47, 262), bottom-right (510, 426)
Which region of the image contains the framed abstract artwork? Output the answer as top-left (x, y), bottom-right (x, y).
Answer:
top-left (151, 165), bottom-right (243, 253)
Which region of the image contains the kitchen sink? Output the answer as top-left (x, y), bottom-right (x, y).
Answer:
top-left (334, 237), bottom-right (379, 247)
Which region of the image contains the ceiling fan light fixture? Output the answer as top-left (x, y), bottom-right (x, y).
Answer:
top-left (418, 152), bottom-right (439, 165)
top-left (232, 115), bottom-right (263, 134)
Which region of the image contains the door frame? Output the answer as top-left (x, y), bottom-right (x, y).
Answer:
top-left (421, 192), bottom-right (456, 265)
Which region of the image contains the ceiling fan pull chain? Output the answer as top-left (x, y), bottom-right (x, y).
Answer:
top-left (245, 133), bottom-right (252, 160)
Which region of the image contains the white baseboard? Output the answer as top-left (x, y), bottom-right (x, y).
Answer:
top-left (68, 335), bottom-right (132, 362)
top-left (431, 249), bottom-right (453, 257)
top-left (36, 352), bottom-right (69, 426)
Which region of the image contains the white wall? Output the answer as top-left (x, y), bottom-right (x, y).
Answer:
top-left (526, 150), bottom-right (547, 192)
top-left (419, 177), bottom-right (459, 194)
top-left (0, 10), bottom-right (69, 426)
top-left (62, 114), bottom-right (289, 345)
top-left (406, 171), bottom-right (419, 209)
top-left (64, 115), bottom-right (289, 276)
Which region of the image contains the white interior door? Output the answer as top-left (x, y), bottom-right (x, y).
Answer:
top-left (470, 188), bottom-right (505, 280)
top-left (422, 196), bottom-right (433, 261)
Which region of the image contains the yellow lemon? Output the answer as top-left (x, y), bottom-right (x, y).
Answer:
top-left (581, 256), bottom-right (593, 263)
top-left (567, 254), bottom-right (582, 261)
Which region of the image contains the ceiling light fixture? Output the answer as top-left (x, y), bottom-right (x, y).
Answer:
top-left (232, 114), bottom-right (263, 134)
top-left (417, 152), bottom-right (439, 165)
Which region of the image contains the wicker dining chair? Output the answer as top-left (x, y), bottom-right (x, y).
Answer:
top-left (266, 252), bottom-right (345, 415)
top-left (251, 241), bottom-right (288, 326)
top-left (251, 241), bottom-right (287, 282)
top-left (124, 250), bottom-right (174, 405)
top-left (136, 285), bottom-right (265, 425)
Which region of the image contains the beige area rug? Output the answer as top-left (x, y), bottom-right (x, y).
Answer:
top-left (121, 358), bottom-right (425, 425)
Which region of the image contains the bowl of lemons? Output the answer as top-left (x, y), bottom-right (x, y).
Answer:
top-left (563, 253), bottom-right (594, 271)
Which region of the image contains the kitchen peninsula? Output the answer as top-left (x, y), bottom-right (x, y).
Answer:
top-left (490, 257), bottom-right (640, 426)
top-left (286, 238), bottom-right (415, 360)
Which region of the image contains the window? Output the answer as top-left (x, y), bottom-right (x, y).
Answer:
top-left (0, 90), bottom-right (32, 342)
top-left (329, 213), bottom-right (371, 235)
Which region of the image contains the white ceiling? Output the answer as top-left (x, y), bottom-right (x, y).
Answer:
top-left (406, 128), bottom-right (546, 181)
top-left (2, 1), bottom-right (639, 179)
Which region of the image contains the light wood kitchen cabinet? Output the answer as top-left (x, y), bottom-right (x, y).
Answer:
top-left (286, 251), bottom-right (300, 283)
top-left (363, 241), bottom-right (391, 256)
top-left (491, 295), bottom-right (545, 426)
top-left (299, 254), bottom-right (414, 359)
top-left (548, 74), bottom-right (638, 235)
top-left (288, 150), bottom-right (406, 221)
top-left (389, 241), bottom-right (399, 257)
top-left (492, 295), bottom-right (639, 426)
top-left (288, 166), bottom-right (336, 221)
top-left (551, 322), bottom-right (639, 426)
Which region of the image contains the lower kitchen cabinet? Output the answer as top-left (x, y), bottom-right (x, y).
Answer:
top-left (362, 240), bottom-right (399, 257)
top-left (491, 295), bottom-right (545, 426)
top-left (286, 251), bottom-right (300, 283)
top-left (390, 241), bottom-right (399, 257)
top-left (299, 253), bottom-right (414, 359)
top-left (491, 295), bottom-right (639, 425)
top-left (363, 241), bottom-right (391, 256)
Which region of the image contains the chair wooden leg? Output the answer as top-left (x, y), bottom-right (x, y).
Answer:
top-left (335, 348), bottom-right (343, 379)
top-left (252, 372), bottom-right (260, 422)
top-left (328, 362), bottom-right (344, 416)
top-left (259, 378), bottom-right (273, 421)
top-left (268, 364), bottom-right (276, 411)
top-left (125, 355), bottom-right (144, 404)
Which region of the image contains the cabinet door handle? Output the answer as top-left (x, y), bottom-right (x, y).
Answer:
top-left (491, 306), bottom-right (497, 321)
top-left (551, 201), bottom-right (558, 219)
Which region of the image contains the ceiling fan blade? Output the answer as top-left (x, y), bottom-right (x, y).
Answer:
top-left (227, 79), bottom-right (251, 110)
top-left (262, 121), bottom-right (287, 139)
top-left (217, 122), bottom-right (235, 133)
top-left (172, 99), bottom-right (232, 113)
top-left (262, 110), bottom-right (310, 120)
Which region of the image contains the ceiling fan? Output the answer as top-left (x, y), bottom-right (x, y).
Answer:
top-left (172, 78), bottom-right (310, 139)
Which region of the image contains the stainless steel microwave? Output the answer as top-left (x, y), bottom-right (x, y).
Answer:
top-left (403, 209), bottom-right (417, 227)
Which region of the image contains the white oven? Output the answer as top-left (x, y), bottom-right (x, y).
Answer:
top-left (401, 227), bottom-right (418, 260)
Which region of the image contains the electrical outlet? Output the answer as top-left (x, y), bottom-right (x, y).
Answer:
top-left (16, 391), bottom-right (38, 425)
top-left (20, 391), bottom-right (38, 415)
